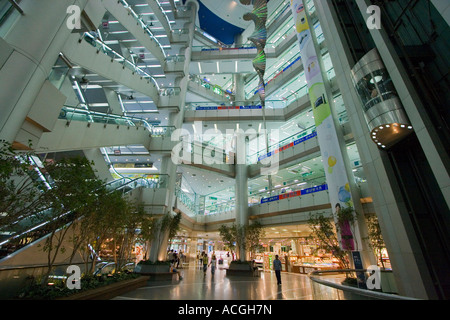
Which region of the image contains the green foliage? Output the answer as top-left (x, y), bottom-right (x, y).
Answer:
top-left (308, 213), bottom-right (350, 270)
top-left (17, 271), bottom-right (140, 300)
top-left (0, 140), bottom-right (48, 229)
top-left (219, 221), bottom-right (265, 260)
top-left (365, 214), bottom-right (387, 268)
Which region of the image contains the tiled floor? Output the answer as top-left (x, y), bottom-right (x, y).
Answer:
top-left (112, 264), bottom-right (315, 300)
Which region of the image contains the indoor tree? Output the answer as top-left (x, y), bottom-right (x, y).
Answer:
top-left (245, 221), bottom-right (265, 260)
top-left (308, 213), bottom-right (350, 270)
top-left (0, 140), bottom-right (49, 233)
top-left (219, 221), bottom-right (265, 261)
top-left (365, 214), bottom-right (387, 269)
top-left (39, 156), bottom-right (104, 285)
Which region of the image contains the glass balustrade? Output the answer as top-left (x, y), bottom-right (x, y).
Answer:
top-left (59, 106), bottom-right (154, 130)
top-left (248, 176), bottom-right (327, 206)
top-left (165, 55), bottom-right (186, 63)
top-left (185, 100), bottom-right (267, 111)
top-left (247, 124), bottom-right (317, 164)
top-left (175, 187), bottom-right (196, 212)
top-left (0, 0), bottom-right (21, 36)
top-left (154, 0), bottom-right (171, 31)
top-left (159, 87), bottom-right (181, 96)
top-left (118, 0), bottom-right (166, 58)
top-left (175, 175), bottom-right (328, 216)
top-left (150, 126), bottom-right (175, 137)
top-left (189, 74), bottom-right (233, 99)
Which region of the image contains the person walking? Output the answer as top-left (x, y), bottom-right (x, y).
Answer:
top-left (273, 255), bottom-right (282, 285)
top-left (209, 255), bottom-right (217, 276)
top-left (202, 252), bottom-right (209, 275)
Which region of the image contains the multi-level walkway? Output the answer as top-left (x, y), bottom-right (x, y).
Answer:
top-left (113, 264), bottom-right (316, 300)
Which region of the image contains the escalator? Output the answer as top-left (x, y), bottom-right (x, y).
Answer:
top-left (0, 178), bottom-right (147, 260)
top-left (35, 107), bottom-right (154, 153)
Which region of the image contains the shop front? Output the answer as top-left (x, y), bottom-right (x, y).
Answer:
top-left (260, 237), bottom-right (341, 274)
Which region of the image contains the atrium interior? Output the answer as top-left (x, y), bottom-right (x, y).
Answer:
top-left (0, 0), bottom-right (449, 302)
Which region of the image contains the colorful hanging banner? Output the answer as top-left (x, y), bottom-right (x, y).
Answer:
top-left (290, 0), bottom-right (361, 251)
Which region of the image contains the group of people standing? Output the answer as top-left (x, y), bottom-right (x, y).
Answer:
top-left (167, 249), bottom-right (184, 269)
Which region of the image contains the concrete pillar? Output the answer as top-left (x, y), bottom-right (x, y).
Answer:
top-left (235, 130), bottom-right (249, 260)
top-left (0, 0), bottom-right (89, 143)
top-left (314, 0), bottom-right (436, 299)
top-left (148, 0), bottom-right (198, 262)
top-left (103, 88), bottom-right (123, 114)
top-left (83, 148), bottom-right (113, 182)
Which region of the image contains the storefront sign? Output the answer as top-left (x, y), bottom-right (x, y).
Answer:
top-left (260, 184), bottom-right (328, 204)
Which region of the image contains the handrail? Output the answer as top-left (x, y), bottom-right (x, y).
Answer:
top-left (247, 124), bottom-right (317, 162)
top-left (309, 269), bottom-right (419, 300)
top-left (189, 74), bottom-right (234, 100)
top-left (60, 106), bottom-right (156, 130)
top-left (119, 0), bottom-right (167, 59)
top-left (82, 32), bottom-right (160, 90)
top-left (155, 0), bottom-right (172, 32)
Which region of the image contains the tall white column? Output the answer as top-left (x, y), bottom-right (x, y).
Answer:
top-left (0, 0), bottom-right (89, 143)
top-left (235, 131), bottom-right (249, 260)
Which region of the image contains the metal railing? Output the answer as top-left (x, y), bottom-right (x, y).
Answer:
top-left (59, 106), bottom-right (155, 130)
top-left (309, 269), bottom-right (418, 300)
top-left (247, 124), bottom-right (317, 164)
top-left (189, 74), bottom-right (234, 100)
top-left (248, 176), bottom-right (327, 205)
top-left (119, 0), bottom-right (166, 59)
top-left (82, 32), bottom-right (160, 90)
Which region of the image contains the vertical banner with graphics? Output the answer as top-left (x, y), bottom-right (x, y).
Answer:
top-left (290, 0), bottom-right (361, 251)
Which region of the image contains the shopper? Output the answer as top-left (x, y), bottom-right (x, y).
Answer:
top-left (168, 249), bottom-right (174, 264)
top-left (173, 251), bottom-right (178, 268)
top-left (209, 255), bottom-right (217, 276)
top-left (273, 255), bottom-right (282, 285)
top-left (202, 252), bottom-right (209, 275)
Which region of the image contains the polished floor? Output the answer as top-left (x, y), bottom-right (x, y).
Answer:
top-left (113, 263), bottom-right (315, 300)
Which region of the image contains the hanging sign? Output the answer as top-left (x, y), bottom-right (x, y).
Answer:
top-left (290, 0), bottom-right (361, 251)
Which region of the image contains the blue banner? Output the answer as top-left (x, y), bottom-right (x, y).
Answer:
top-left (260, 184), bottom-right (328, 204)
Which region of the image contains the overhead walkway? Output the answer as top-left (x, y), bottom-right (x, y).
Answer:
top-left (104, 0), bottom-right (189, 76)
top-left (247, 121), bottom-right (353, 180)
top-left (60, 33), bottom-right (183, 111)
top-left (187, 74), bottom-right (234, 102)
top-left (191, 31), bottom-right (298, 62)
top-left (175, 115), bottom-right (353, 181)
top-left (247, 46), bottom-right (331, 101)
top-left (103, 0), bottom-right (167, 66)
top-left (173, 184), bottom-right (333, 234)
top-left (62, 33), bottom-right (161, 103)
top-left (34, 110), bottom-right (153, 153)
top-left (175, 140), bottom-right (235, 178)
top-left (183, 78), bottom-right (339, 123)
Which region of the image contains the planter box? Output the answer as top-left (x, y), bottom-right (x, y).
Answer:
top-left (134, 264), bottom-right (170, 273)
top-left (58, 276), bottom-right (149, 300)
top-left (226, 262), bottom-right (260, 277)
top-left (134, 264), bottom-right (181, 281)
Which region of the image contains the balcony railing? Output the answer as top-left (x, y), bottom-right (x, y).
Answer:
top-left (82, 32), bottom-right (160, 90)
